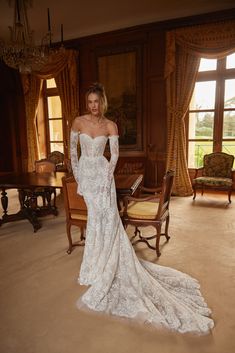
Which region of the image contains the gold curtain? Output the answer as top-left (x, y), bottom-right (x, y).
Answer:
top-left (21, 74), bottom-right (42, 171)
top-left (165, 20), bottom-right (235, 196)
top-left (54, 57), bottom-right (79, 158)
top-left (22, 48), bottom-right (79, 171)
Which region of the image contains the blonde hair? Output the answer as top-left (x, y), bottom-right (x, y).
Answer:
top-left (85, 82), bottom-right (108, 114)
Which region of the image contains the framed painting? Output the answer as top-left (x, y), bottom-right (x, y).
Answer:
top-left (97, 47), bottom-right (142, 150)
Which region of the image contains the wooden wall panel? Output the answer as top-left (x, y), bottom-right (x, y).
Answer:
top-left (145, 29), bottom-right (167, 186)
top-left (0, 62), bottom-right (27, 174)
top-left (2, 9), bottom-right (234, 180)
top-left (145, 77), bottom-right (167, 186)
top-left (146, 30), bottom-right (166, 78)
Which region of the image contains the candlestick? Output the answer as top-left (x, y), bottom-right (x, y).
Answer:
top-left (61, 24), bottom-right (64, 44)
top-left (47, 8), bottom-right (51, 32)
top-left (16, 0), bottom-right (21, 22)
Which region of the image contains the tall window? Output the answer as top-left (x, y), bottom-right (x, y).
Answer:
top-left (37, 79), bottom-right (64, 158)
top-left (46, 79), bottom-right (64, 154)
top-left (187, 52), bottom-right (235, 168)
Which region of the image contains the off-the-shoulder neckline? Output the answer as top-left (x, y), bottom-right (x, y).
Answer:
top-left (71, 131), bottom-right (119, 140)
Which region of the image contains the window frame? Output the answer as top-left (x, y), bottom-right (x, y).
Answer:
top-left (42, 80), bottom-right (66, 156)
top-left (187, 55), bottom-right (235, 169)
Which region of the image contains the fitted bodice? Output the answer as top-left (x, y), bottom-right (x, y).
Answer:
top-left (70, 130), bottom-right (119, 196)
top-left (79, 133), bottom-right (108, 158)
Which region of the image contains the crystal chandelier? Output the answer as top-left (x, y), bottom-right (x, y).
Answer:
top-left (0, 0), bottom-right (55, 73)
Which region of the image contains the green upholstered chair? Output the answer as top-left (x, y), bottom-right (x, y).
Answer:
top-left (121, 170), bottom-right (174, 257)
top-left (192, 152), bottom-right (234, 203)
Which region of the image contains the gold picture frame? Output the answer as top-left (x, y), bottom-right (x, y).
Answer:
top-left (97, 47), bottom-right (142, 150)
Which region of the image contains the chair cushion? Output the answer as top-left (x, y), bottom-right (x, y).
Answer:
top-left (71, 213), bottom-right (87, 221)
top-left (127, 201), bottom-right (158, 220)
top-left (193, 176), bottom-right (232, 187)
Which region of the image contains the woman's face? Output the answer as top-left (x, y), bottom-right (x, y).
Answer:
top-left (87, 93), bottom-right (101, 117)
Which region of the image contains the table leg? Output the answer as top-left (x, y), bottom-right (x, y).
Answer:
top-left (20, 190), bottom-right (41, 232)
top-left (0, 188), bottom-right (8, 225)
top-left (0, 188), bottom-right (41, 233)
top-left (1, 188), bottom-right (8, 216)
top-left (45, 188), bottom-right (58, 216)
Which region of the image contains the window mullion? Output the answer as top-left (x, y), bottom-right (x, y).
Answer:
top-left (188, 55), bottom-right (235, 169)
top-left (214, 76), bottom-right (224, 152)
top-left (42, 81), bottom-right (50, 156)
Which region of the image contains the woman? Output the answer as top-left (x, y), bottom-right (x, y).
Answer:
top-left (70, 82), bottom-right (214, 334)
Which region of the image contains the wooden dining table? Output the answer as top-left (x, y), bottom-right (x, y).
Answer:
top-left (0, 172), bottom-right (143, 232)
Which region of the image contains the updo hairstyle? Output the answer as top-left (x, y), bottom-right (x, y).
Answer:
top-left (85, 82), bottom-right (108, 115)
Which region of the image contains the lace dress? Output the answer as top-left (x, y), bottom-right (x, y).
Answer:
top-left (70, 131), bottom-right (214, 334)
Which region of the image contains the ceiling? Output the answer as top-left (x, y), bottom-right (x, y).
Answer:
top-left (0, 0), bottom-right (235, 44)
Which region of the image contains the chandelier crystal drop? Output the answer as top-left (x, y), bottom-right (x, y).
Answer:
top-left (0, 0), bottom-right (57, 73)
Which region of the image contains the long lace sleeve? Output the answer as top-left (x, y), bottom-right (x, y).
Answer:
top-left (101, 135), bottom-right (119, 208)
top-left (107, 135), bottom-right (119, 183)
top-left (70, 130), bottom-right (82, 194)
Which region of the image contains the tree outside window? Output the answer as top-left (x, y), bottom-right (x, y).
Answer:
top-left (187, 53), bottom-right (235, 168)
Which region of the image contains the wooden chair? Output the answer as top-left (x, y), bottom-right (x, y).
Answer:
top-left (48, 151), bottom-right (65, 171)
top-left (64, 158), bottom-right (72, 174)
top-left (192, 152), bottom-right (234, 203)
top-left (20, 159), bottom-right (58, 215)
top-left (62, 175), bottom-right (87, 254)
top-left (34, 159), bottom-right (57, 212)
top-left (115, 157), bottom-right (146, 184)
top-left (121, 170), bottom-right (175, 257)
top-left (35, 159), bottom-right (56, 173)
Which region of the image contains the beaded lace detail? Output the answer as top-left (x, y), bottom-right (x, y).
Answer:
top-left (70, 130), bottom-right (214, 334)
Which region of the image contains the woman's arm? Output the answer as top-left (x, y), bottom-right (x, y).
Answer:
top-left (106, 121), bottom-right (119, 183)
top-left (70, 118), bottom-right (81, 186)
top-left (108, 135), bottom-right (119, 179)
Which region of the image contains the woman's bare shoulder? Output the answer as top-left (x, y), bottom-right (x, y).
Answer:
top-left (72, 115), bottom-right (89, 130)
top-left (105, 118), bottom-right (118, 135)
top-left (75, 114), bottom-right (89, 122)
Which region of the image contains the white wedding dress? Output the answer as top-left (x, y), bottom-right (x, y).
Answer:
top-left (70, 131), bottom-right (214, 334)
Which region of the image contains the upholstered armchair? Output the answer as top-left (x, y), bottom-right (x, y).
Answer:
top-left (192, 152), bottom-right (234, 203)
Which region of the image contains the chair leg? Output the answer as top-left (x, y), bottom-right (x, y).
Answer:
top-left (52, 189), bottom-right (57, 208)
top-left (193, 186), bottom-right (196, 200)
top-left (30, 192), bottom-right (38, 210)
top-left (42, 195), bottom-right (46, 207)
top-left (165, 215), bottom-right (170, 241)
top-left (66, 223), bottom-right (73, 254)
top-left (130, 226), bottom-right (141, 243)
top-left (45, 190), bottom-right (52, 207)
top-left (134, 226), bottom-right (141, 237)
top-left (155, 224), bottom-right (161, 257)
top-left (123, 223), bottom-right (128, 230)
top-left (80, 227), bottom-right (86, 241)
top-left (201, 185), bottom-right (204, 196)
top-left (18, 189), bottom-right (26, 209)
top-left (45, 189), bottom-right (58, 216)
top-left (52, 189), bottom-right (58, 215)
top-left (228, 189), bottom-right (232, 203)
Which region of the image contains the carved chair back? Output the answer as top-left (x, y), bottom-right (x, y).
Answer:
top-left (62, 175), bottom-right (87, 254)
